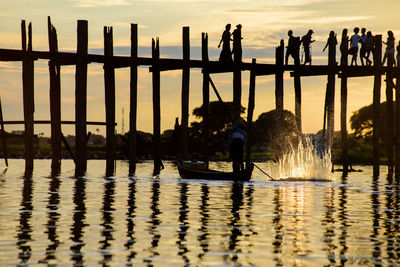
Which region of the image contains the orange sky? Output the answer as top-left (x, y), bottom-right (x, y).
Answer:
top-left (0, 0), bottom-right (399, 136)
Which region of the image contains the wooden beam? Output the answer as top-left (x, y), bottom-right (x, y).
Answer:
top-left (232, 26), bottom-right (242, 122)
top-left (48, 17), bottom-right (62, 170)
top-left (373, 35), bottom-right (382, 178)
top-left (181, 26), bottom-right (190, 160)
top-left (129, 23), bottom-right (138, 175)
top-left (340, 30), bottom-right (349, 174)
top-left (104, 26), bottom-right (116, 176)
top-left (22, 20), bottom-right (34, 170)
top-left (395, 74), bottom-right (400, 179)
top-left (326, 32), bottom-right (337, 149)
top-left (202, 33), bottom-right (210, 168)
top-left (75, 20), bottom-right (88, 172)
top-left (0, 96), bottom-right (8, 167)
top-left (386, 46), bottom-right (395, 177)
top-left (275, 40), bottom-right (284, 111)
top-left (152, 38), bottom-right (162, 175)
top-left (246, 59), bottom-right (256, 166)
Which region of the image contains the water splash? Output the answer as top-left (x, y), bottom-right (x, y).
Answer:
top-left (270, 136), bottom-right (333, 179)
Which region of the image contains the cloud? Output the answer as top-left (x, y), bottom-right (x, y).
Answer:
top-left (70, 0), bottom-right (131, 7)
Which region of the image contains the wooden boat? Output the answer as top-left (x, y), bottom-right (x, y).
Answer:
top-left (177, 161), bottom-right (253, 181)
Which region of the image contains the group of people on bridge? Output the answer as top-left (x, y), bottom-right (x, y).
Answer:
top-left (218, 25), bottom-right (400, 67)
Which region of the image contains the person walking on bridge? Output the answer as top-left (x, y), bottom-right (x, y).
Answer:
top-left (300, 29), bottom-right (315, 65)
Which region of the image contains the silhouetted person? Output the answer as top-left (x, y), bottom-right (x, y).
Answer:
top-left (382, 30), bottom-right (395, 66)
top-left (300, 29), bottom-right (315, 65)
top-left (396, 41), bottom-right (400, 67)
top-left (359, 28), bottom-right (367, 65)
top-left (340, 29), bottom-right (349, 65)
top-left (285, 30), bottom-right (300, 65)
top-left (229, 120), bottom-right (246, 173)
top-left (218, 24), bottom-right (233, 62)
top-left (364, 31), bottom-right (374, 66)
top-left (231, 24), bottom-right (243, 62)
top-left (323, 31), bottom-right (337, 52)
top-left (349, 27), bottom-right (361, 66)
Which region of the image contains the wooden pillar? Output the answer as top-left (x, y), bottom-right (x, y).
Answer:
top-left (181, 26), bottom-right (190, 160)
top-left (129, 24), bottom-right (138, 175)
top-left (326, 32), bottom-right (337, 150)
top-left (75, 20), bottom-right (88, 172)
top-left (373, 35), bottom-right (382, 178)
top-left (294, 71), bottom-right (302, 134)
top-left (104, 26), bottom-right (116, 176)
top-left (246, 59), bottom-right (256, 166)
top-left (275, 40), bottom-right (284, 111)
top-left (340, 30), bottom-right (349, 174)
top-left (47, 17), bottom-right (62, 170)
top-left (21, 20), bottom-right (34, 170)
top-left (152, 38), bottom-right (162, 175)
top-left (232, 27), bottom-right (242, 122)
top-left (202, 33), bottom-right (210, 168)
top-left (386, 51), bottom-right (395, 176)
top-left (395, 73), bottom-right (400, 179)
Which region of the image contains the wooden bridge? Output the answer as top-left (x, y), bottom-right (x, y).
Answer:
top-left (0, 17), bottom-right (399, 178)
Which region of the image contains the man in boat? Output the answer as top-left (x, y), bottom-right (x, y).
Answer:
top-left (229, 120), bottom-right (247, 173)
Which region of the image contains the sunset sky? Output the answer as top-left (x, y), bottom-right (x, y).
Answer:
top-left (0, 0), bottom-right (399, 136)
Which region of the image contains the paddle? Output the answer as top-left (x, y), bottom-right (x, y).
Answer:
top-left (251, 161), bottom-right (276, 181)
top-left (208, 75), bottom-right (276, 181)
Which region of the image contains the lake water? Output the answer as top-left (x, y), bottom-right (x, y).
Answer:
top-left (0, 159), bottom-right (399, 266)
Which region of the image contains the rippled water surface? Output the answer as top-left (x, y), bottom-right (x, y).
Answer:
top-left (0, 159), bottom-right (399, 266)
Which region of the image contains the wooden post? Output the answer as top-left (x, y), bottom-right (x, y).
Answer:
top-left (246, 59), bottom-right (256, 166)
top-left (386, 51), bottom-right (395, 176)
top-left (129, 24), bottom-right (138, 175)
top-left (47, 17), bottom-right (62, 170)
top-left (294, 71), bottom-right (302, 134)
top-left (275, 40), bottom-right (284, 111)
top-left (75, 20), bottom-right (88, 172)
top-left (373, 35), bottom-right (382, 178)
top-left (326, 32), bottom-right (337, 150)
top-left (181, 26), bottom-right (190, 160)
top-left (104, 26), bottom-right (116, 176)
top-left (152, 38), bottom-right (162, 175)
top-left (21, 20), bottom-right (34, 170)
top-left (395, 73), bottom-right (400, 179)
top-left (0, 97), bottom-right (8, 167)
top-left (340, 30), bottom-right (349, 174)
top-left (232, 26), bottom-right (242, 122)
top-left (202, 33), bottom-right (210, 168)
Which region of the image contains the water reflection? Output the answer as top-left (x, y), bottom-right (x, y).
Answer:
top-left (144, 179), bottom-right (161, 265)
top-left (39, 169), bottom-right (61, 264)
top-left (16, 168), bottom-right (33, 264)
top-left (177, 182), bottom-right (190, 265)
top-left (7, 161), bottom-right (400, 265)
top-left (70, 173), bottom-right (88, 265)
top-left (99, 176), bottom-right (116, 265)
top-left (370, 176), bottom-right (382, 264)
top-left (197, 183), bottom-right (210, 260)
top-left (126, 177), bottom-right (137, 262)
top-left (338, 175), bottom-right (350, 265)
top-left (272, 187), bottom-right (283, 266)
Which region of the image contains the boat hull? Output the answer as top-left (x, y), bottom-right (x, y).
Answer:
top-left (177, 161), bottom-right (253, 181)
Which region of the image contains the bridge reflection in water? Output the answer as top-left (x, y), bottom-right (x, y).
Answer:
top-left (0, 160), bottom-right (399, 265)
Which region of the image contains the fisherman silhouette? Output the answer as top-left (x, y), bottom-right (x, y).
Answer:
top-left (285, 30), bottom-right (300, 65)
top-left (300, 29), bottom-right (315, 65)
top-left (218, 24), bottom-right (233, 62)
top-left (231, 24), bottom-right (243, 62)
